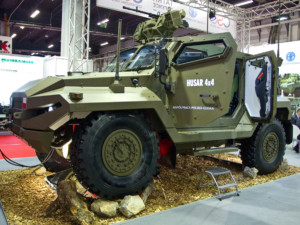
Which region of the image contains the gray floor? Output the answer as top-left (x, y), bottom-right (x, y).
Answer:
top-left (0, 157), bottom-right (41, 171)
top-left (117, 146), bottom-right (300, 225)
top-left (0, 201), bottom-right (8, 225)
top-left (118, 173), bottom-right (300, 225)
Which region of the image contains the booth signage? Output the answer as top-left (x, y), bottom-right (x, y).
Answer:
top-left (96, 0), bottom-right (237, 38)
top-left (0, 36), bottom-right (12, 54)
top-left (0, 54), bottom-right (44, 105)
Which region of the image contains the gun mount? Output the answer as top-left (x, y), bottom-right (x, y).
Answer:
top-left (124, 6), bottom-right (188, 43)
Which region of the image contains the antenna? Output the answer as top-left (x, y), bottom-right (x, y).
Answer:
top-left (115, 19), bottom-right (122, 81)
top-left (277, 0), bottom-right (281, 59)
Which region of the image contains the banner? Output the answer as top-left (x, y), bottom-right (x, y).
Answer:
top-left (0, 36), bottom-right (12, 54)
top-left (96, 0), bottom-right (237, 38)
top-left (249, 41), bottom-right (300, 75)
top-left (0, 54), bottom-right (44, 105)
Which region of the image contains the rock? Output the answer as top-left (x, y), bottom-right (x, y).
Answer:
top-left (76, 208), bottom-right (95, 224)
top-left (57, 180), bottom-right (87, 211)
top-left (91, 199), bottom-right (119, 218)
top-left (119, 195), bottom-right (145, 218)
top-left (46, 180), bottom-right (95, 224)
top-left (279, 158), bottom-right (289, 171)
top-left (33, 166), bottom-right (46, 176)
top-left (243, 166), bottom-right (258, 179)
top-left (141, 182), bottom-right (155, 204)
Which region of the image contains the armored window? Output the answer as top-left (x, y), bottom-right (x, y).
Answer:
top-left (125, 45), bottom-right (158, 70)
top-left (104, 48), bottom-right (137, 72)
top-left (174, 40), bottom-right (226, 64)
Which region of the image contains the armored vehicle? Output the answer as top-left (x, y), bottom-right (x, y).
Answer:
top-left (9, 9), bottom-right (293, 199)
top-left (280, 73), bottom-right (300, 97)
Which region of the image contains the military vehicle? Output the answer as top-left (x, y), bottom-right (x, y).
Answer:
top-left (280, 73), bottom-right (300, 97)
top-left (9, 8), bottom-right (293, 199)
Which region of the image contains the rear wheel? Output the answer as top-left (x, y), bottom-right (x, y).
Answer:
top-left (240, 119), bottom-right (285, 174)
top-left (70, 113), bottom-right (159, 199)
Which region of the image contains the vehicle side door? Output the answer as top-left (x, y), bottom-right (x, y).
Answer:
top-left (167, 33), bottom-right (237, 128)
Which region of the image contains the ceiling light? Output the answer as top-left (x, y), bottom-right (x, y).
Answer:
top-left (48, 44), bottom-right (54, 48)
top-left (120, 37), bottom-right (125, 40)
top-left (100, 42), bottom-right (108, 46)
top-left (209, 9), bottom-right (216, 20)
top-left (11, 33), bottom-right (17, 38)
top-left (31, 52), bottom-right (35, 56)
top-left (20, 26), bottom-right (24, 29)
top-left (276, 16), bottom-right (289, 21)
top-left (97, 18), bottom-right (109, 25)
top-left (30, 10), bottom-right (40, 18)
top-left (234, 0), bottom-right (253, 7)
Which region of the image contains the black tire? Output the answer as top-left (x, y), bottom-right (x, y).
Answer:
top-left (70, 113), bottom-right (159, 199)
top-left (295, 88), bottom-right (300, 97)
top-left (36, 148), bottom-right (71, 172)
top-left (240, 119), bottom-right (286, 174)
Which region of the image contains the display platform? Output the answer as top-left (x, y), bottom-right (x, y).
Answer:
top-left (0, 149), bottom-right (300, 224)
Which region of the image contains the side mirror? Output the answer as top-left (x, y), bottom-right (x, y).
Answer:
top-left (159, 48), bottom-right (168, 75)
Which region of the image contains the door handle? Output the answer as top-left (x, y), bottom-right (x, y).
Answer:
top-left (201, 94), bottom-right (221, 108)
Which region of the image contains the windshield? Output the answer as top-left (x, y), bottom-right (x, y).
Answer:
top-left (125, 45), bottom-right (157, 70)
top-left (104, 48), bottom-right (137, 72)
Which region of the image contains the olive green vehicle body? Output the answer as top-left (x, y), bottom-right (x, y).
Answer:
top-left (280, 74), bottom-right (300, 97)
top-left (10, 31), bottom-right (293, 156)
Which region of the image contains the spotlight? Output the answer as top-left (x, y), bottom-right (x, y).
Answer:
top-left (209, 9), bottom-right (216, 20)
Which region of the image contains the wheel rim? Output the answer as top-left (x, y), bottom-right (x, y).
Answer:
top-left (102, 129), bottom-right (143, 176)
top-left (262, 132), bottom-right (279, 162)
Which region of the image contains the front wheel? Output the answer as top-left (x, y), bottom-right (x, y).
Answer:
top-left (240, 119), bottom-right (286, 174)
top-left (70, 113), bottom-right (159, 199)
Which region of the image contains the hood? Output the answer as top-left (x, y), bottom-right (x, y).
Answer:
top-left (11, 71), bottom-right (153, 98)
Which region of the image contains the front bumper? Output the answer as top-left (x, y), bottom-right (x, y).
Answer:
top-left (11, 123), bottom-right (54, 154)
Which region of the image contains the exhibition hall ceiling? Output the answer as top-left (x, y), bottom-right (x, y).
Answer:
top-left (0, 0), bottom-right (279, 56)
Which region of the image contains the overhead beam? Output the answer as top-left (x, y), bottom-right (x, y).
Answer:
top-left (11, 22), bottom-right (132, 38)
top-left (249, 17), bottom-right (300, 30)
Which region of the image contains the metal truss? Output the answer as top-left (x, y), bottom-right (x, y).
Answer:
top-left (175, 0), bottom-right (300, 52)
top-left (176, 0), bottom-right (244, 20)
top-left (244, 0), bottom-right (300, 22)
top-left (68, 0), bottom-right (90, 72)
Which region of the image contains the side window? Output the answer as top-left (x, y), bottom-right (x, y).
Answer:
top-left (174, 41), bottom-right (226, 64)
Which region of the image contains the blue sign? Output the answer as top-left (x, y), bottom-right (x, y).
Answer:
top-left (133, 0), bottom-right (143, 3)
top-left (286, 52), bottom-right (295, 62)
top-left (189, 7), bottom-right (197, 18)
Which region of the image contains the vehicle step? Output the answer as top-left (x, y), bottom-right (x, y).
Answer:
top-left (206, 168), bottom-right (231, 175)
top-left (219, 183), bottom-right (237, 189)
top-left (197, 167), bottom-right (240, 200)
top-left (193, 147), bottom-right (239, 156)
